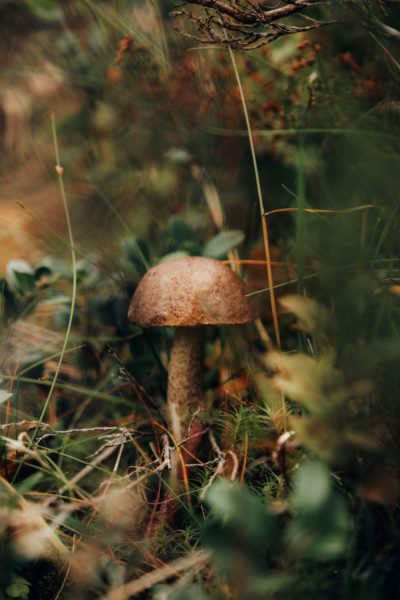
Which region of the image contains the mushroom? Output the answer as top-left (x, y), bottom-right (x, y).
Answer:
top-left (128, 256), bottom-right (253, 478)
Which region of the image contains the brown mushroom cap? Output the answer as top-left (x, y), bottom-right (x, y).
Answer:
top-left (128, 256), bottom-right (253, 327)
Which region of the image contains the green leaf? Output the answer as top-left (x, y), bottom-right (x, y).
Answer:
top-left (286, 460), bottom-right (350, 561)
top-left (0, 278), bottom-right (15, 303)
top-left (249, 574), bottom-right (292, 596)
top-left (205, 481), bottom-right (272, 540)
top-left (0, 390), bottom-right (12, 404)
top-left (168, 216), bottom-right (195, 244)
top-left (168, 585), bottom-right (213, 600)
top-left (6, 575), bottom-right (31, 599)
top-left (164, 147), bottom-right (193, 164)
top-left (22, 0), bottom-right (63, 21)
top-left (159, 251), bottom-right (189, 263)
top-left (24, 0), bottom-right (58, 9)
top-left (202, 230), bottom-right (245, 259)
top-left (290, 460), bottom-right (331, 515)
top-left (6, 260), bottom-right (35, 294)
top-left (203, 481), bottom-right (276, 572)
top-left (35, 257), bottom-right (73, 281)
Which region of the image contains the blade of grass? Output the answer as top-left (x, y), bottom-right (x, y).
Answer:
top-left (152, 420), bottom-right (192, 512)
top-left (0, 280), bottom-right (5, 330)
top-left (6, 349), bottom-right (27, 426)
top-left (296, 137), bottom-right (306, 352)
top-left (11, 115), bottom-right (78, 485)
top-left (264, 205), bottom-right (375, 217)
top-left (227, 44), bottom-right (282, 352)
top-left (227, 43), bottom-right (287, 432)
top-left (38, 115), bottom-right (77, 428)
top-left (222, 259), bottom-right (288, 266)
top-left (240, 430), bottom-right (249, 481)
top-left (203, 125), bottom-right (400, 141)
top-left (368, 31), bottom-right (400, 73)
top-left (296, 137), bottom-right (305, 298)
top-left (0, 375), bottom-right (131, 407)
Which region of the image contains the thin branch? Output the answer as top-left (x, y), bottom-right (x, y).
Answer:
top-left (35, 426), bottom-right (138, 445)
top-left (170, 0), bottom-right (337, 49)
top-left (173, 0), bottom-right (318, 25)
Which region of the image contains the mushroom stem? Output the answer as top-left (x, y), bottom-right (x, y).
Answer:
top-left (167, 326), bottom-right (205, 476)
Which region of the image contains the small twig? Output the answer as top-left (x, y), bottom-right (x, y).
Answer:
top-left (53, 555), bottom-right (72, 600)
top-left (107, 346), bottom-right (160, 412)
top-left (199, 457), bottom-right (225, 500)
top-left (107, 345), bottom-right (163, 462)
top-left (208, 429), bottom-right (223, 457)
top-left (199, 430), bottom-right (226, 499)
top-left (89, 430), bottom-right (136, 458)
top-left (199, 431), bottom-right (240, 498)
top-left (184, 408), bottom-right (202, 441)
top-left (0, 420), bottom-right (50, 432)
top-left (226, 450), bottom-right (239, 481)
top-left (101, 442), bottom-right (125, 497)
top-left (144, 433), bottom-right (172, 537)
top-left (161, 433), bottom-right (172, 470)
top-left (35, 426), bottom-right (138, 445)
top-left (171, 0), bottom-right (337, 50)
top-left (185, 458), bottom-right (220, 468)
top-left (179, 424), bottom-right (209, 452)
top-left (125, 457), bottom-right (171, 490)
top-left (125, 433), bottom-right (192, 491)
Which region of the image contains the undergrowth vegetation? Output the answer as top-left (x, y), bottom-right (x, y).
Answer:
top-left (1, 1), bottom-right (400, 598)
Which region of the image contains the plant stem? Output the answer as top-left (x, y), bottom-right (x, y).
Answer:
top-left (228, 44), bottom-right (281, 351)
top-left (36, 116), bottom-right (78, 425)
top-left (30, 117), bottom-right (78, 443)
top-left (296, 138), bottom-right (306, 352)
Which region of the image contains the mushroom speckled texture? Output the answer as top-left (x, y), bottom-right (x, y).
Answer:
top-left (128, 256), bottom-right (253, 327)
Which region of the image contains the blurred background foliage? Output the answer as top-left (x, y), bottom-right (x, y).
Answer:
top-left (0, 0), bottom-right (400, 598)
